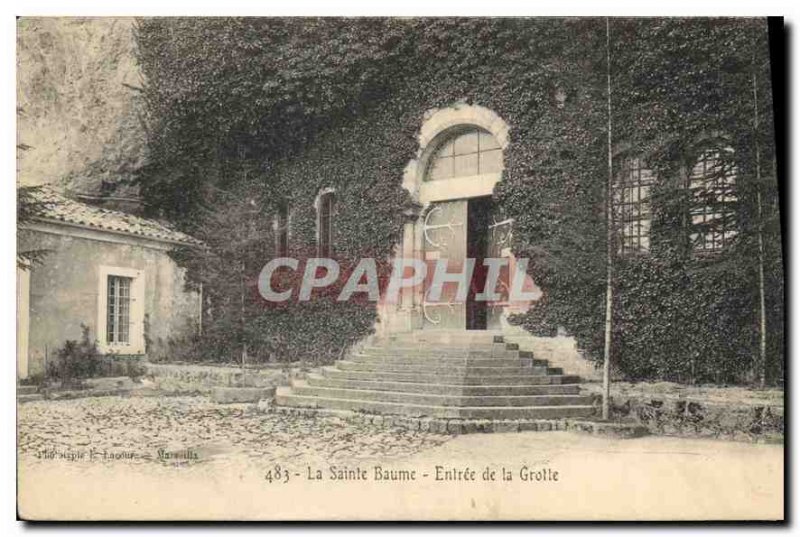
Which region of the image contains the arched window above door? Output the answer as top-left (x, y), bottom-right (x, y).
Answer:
top-left (425, 128), bottom-right (504, 182)
top-left (404, 104), bottom-right (510, 204)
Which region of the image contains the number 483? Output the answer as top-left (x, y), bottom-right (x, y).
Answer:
top-left (264, 465), bottom-right (290, 484)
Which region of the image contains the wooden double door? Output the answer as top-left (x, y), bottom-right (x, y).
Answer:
top-left (421, 197), bottom-right (512, 330)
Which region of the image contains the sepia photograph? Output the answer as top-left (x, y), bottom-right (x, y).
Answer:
top-left (12, 10), bottom-right (786, 522)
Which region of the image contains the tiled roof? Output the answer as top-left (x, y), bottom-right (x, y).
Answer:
top-left (26, 187), bottom-right (202, 246)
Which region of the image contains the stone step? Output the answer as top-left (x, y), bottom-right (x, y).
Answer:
top-left (275, 388), bottom-right (595, 420)
top-left (17, 393), bottom-right (44, 403)
top-left (355, 351), bottom-right (523, 361)
top-left (360, 347), bottom-right (536, 358)
top-left (360, 348), bottom-right (520, 359)
top-left (320, 367), bottom-right (578, 385)
top-left (348, 354), bottom-right (539, 368)
top-left (366, 341), bottom-right (509, 349)
top-left (17, 385), bottom-right (39, 396)
top-left (278, 330), bottom-right (589, 422)
top-left (334, 360), bottom-right (550, 376)
top-left (306, 374), bottom-right (581, 396)
top-left (379, 330), bottom-right (505, 341)
top-left (381, 329), bottom-right (504, 336)
top-left (291, 381), bottom-right (592, 408)
top-left (500, 332), bottom-right (602, 382)
top-left (372, 338), bottom-right (507, 348)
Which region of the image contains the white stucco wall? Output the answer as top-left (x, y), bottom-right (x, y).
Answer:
top-left (18, 223), bottom-right (200, 377)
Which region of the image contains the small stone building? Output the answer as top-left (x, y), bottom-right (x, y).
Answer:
top-left (17, 187), bottom-right (202, 379)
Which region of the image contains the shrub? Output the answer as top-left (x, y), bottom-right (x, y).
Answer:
top-left (18, 372), bottom-right (45, 387)
top-left (47, 326), bottom-right (148, 385)
top-left (48, 325), bottom-right (103, 387)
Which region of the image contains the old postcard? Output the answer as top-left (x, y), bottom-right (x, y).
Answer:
top-left (15, 15), bottom-right (785, 521)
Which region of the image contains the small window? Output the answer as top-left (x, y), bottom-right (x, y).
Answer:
top-left (317, 191), bottom-right (335, 257)
top-left (614, 157), bottom-right (655, 255)
top-left (426, 128), bottom-right (503, 181)
top-left (274, 203), bottom-right (290, 257)
top-left (107, 275), bottom-right (132, 344)
top-left (97, 266), bottom-right (144, 354)
top-left (689, 147), bottom-right (737, 253)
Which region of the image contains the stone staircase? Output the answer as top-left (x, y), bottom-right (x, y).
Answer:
top-left (500, 329), bottom-right (602, 382)
top-left (275, 330), bottom-right (597, 420)
top-left (17, 384), bottom-right (43, 403)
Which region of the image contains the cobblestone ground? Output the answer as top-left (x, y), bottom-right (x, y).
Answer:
top-left (18, 396), bottom-right (783, 520)
top-left (18, 396), bottom-right (452, 469)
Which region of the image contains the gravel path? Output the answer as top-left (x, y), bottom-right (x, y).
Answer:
top-left (17, 396), bottom-right (783, 520)
top-left (17, 396), bottom-right (452, 469)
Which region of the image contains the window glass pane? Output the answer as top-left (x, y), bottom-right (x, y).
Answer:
top-left (723, 188), bottom-right (736, 203)
top-left (107, 277), bottom-right (116, 343)
top-left (119, 295), bottom-right (130, 343)
top-left (107, 275), bottom-right (132, 345)
top-left (278, 230), bottom-right (288, 256)
top-left (640, 186), bottom-right (649, 205)
top-left (689, 146), bottom-right (737, 253)
top-left (275, 204), bottom-right (290, 256)
top-left (480, 149), bottom-right (504, 174)
top-left (453, 131), bottom-right (479, 155)
top-left (454, 153), bottom-right (479, 177)
top-left (436, 138), bottom-right (455, 158)
top-left (613, 156), bottom-right (655, 255)
top-left (120, 278), bottom-right (130, 297)
top-left (479, 131), bottom-right (501, 151)
top-left (622, 222), bottom-right (634, 238)
top-left (425, 128), bottom-right (503, 181)
top-left (428, 157), bottom-right (453, 181)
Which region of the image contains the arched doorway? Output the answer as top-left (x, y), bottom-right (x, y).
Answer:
top-left (418, 126), bottom-right (509, 329)
top-left (382, 103), bottom-right (527, 333)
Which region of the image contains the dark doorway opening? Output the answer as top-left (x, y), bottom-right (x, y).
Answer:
top-left (466, 196), bottom-right (492, 330)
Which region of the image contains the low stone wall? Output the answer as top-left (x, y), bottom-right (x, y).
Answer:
top-left (269, 405), bottom-right (647, 437)
top-left (584, 381), bottom-right (784, 443)
top-left (144, 362), bottom-right (301, 394)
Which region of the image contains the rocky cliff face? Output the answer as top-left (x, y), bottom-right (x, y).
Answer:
top-left (17, 17), bottom-right (147, 206)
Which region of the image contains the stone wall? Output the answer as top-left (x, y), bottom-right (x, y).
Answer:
top-left (584, 382), bottom-right (784, 443)
top-left (144, 362), bottom-right (297, 394)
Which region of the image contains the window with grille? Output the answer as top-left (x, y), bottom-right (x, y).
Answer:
top-left (106, 275), bottom-right (132, 344)
top-left (425, 128), bottom-right (503, 181)
top-left (275, 203), bottom-right (289, 257)
top-left (689, 147), bottom-right (737, 253)
top-left (614, 157), bottom-right (655, 255)
top-left (318, 192), bottom-right (335, 257)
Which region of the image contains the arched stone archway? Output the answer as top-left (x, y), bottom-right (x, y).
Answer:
top-left (401, 103), bottom-right (511, 205)
top-left (377, 103), bottom-right (535, 334)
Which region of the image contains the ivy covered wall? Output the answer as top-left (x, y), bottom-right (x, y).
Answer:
top-left (135, 18), bottom-right (783, 384)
